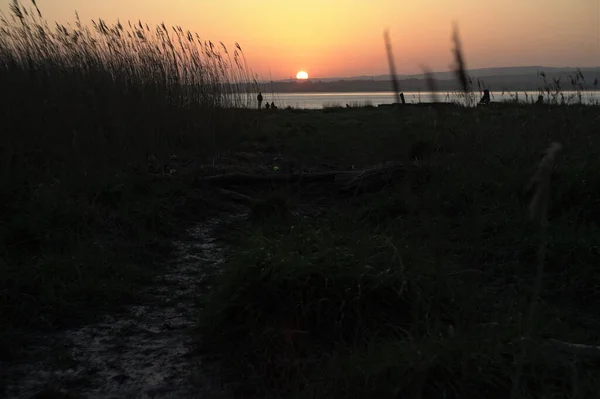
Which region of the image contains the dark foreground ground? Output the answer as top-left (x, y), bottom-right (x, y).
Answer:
top-left (3, 104), bottom-right (600, 398)
top-left (197, 104), bottom-right (600, 398)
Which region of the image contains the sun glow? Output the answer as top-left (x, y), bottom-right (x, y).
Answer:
top-left (296, 71), bottom-right (309, 80)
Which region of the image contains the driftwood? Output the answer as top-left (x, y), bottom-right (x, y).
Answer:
top-left (196, 170), bottom-right (348, 187)
top-left (216, 188), bottom-right (261, 206)
top-left (543, 338), bottom-right (600, 361)
top-left (195, 162), bottom-right (423, 194)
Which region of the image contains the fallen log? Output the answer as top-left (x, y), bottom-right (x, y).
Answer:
top-left (195, 169), bottom-right (348, 187)
top-left (543, 338), bottom-right (600, 361)
top-left (216, 188), bottom-right (260, 206)
top-left (195, 162), bottom-right (424, 194)
top-left (336, 162), bottom-right (423, 194)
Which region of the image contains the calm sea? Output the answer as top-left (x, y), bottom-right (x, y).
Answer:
top-left (258, 91), bottom-right (600, 109)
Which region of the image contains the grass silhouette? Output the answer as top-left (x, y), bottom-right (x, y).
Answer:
top-left (0, 0), bottom-right (254, 341)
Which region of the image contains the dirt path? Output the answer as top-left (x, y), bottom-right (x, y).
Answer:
top-left (2, 213), bottom-right (243, 399)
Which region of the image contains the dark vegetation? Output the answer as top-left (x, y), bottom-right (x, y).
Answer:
top-left (2, 1), bottom-right (600, 398)
top-left (0, 0), bottom-right (255, 356)
top-left (200, 103), bottom-right (600, 398)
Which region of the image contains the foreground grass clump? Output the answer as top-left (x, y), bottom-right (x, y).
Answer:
top-left (201, 216), bottom-right (488, 394)
top-left (201, 215), bottom-right (468, 372)
top-left (200, 105), bottom-right (600, 397)
top-left (0, 0), bottom-right (254, 341)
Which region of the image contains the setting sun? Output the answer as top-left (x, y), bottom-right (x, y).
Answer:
top-left (296, 71), bottom-right (309, 80)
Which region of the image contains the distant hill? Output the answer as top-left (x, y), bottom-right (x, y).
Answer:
top-left (275, 66), bottom-right (600, 83)
top-left (263, 66), bottom-right (600, 93)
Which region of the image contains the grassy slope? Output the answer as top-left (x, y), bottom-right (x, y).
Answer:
top-left (199, 104), bottom-right (600, 398)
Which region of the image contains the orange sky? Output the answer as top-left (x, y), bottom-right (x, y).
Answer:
top-left (2, 0), bottom-right (599, 79)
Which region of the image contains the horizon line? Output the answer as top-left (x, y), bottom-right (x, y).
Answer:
top-left (262, 65), bottom-right (600, 83)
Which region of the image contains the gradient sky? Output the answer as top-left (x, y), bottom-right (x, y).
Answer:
top-left (2, 0), bottom-right (599, 79)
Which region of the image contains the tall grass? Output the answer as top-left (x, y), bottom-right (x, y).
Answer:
top-left (0, 0), bottom-right (254, 333)
top-left (384, 29), bottom-right (404, 104)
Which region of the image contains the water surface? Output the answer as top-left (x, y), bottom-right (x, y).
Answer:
top-left (257, 90), bottom-right (600, 109)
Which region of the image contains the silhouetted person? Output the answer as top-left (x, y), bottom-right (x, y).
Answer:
top-left (536, 95), bottom-right (544, 104)
top-left (265, 102), bottom-right (270, 110)
top-left (479, 89), bottom-right (491, 105)
top-left (257, 92), bottom-right (263, 109)
top-left (271, 101), bottom-right (276, 109)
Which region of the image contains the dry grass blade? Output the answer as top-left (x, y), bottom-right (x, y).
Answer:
top-left (30, 0), bottom-right (41, 18)
top-left (384, 29), bottom-right (403, 104)
top-left (451, 23), bottom-right (470, 95)
top-left (511, 141), bottom-right (563, 399)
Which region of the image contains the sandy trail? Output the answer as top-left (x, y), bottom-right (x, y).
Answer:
top-left (2, 214), bottom-right (240, 399)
